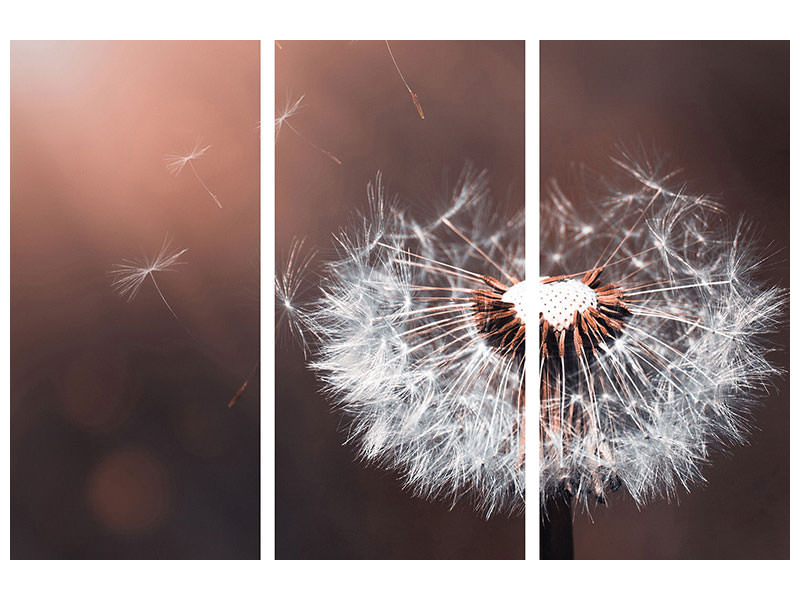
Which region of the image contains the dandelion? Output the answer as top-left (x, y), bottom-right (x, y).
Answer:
top-left (275, 94), bottom-right (342, 165)
top-left (165, 142), bottom-right (222, 208)
top-left (280, 168), bottom-right (525, 516)
top-left (385, 40), bottom-right (425, 119)
top-left (539, 154), bottom-right (784, 509)
top-left (110, 238), bottom-right (188, 320)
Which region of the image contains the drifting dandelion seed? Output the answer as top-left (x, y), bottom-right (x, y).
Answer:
top-left (165, 142), bottom-right (222, 208)
top-left (110, 238), bottom-right (188, 320)
top-left (540, 153), bottom-right (784, 508)
top-left (276, 238), bottom-right (316, 357)
top-left (229, 361), bottom-right (260, 408)
top-left (274, 95), bottom-right (303, 141)
top-left (385, 40), bottom-right (425, 119)
top-left (275, 94), bottom-right (342, 165)
top-left (279, 168), bottom-right (525, 516)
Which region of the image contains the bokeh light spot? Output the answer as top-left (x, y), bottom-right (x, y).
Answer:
top-left (87, 448), bottom-right (170, 535)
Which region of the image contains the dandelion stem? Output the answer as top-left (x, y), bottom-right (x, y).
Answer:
top-left (540, 493), bottom-right (574, 560)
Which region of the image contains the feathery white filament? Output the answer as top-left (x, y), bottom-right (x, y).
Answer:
top-left (540, 154), bottom-right (784, 507)
top-left (286, 168), bottom-right (526, 517)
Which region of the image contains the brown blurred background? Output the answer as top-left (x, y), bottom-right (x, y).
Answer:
top-left (275, 41), bottom-right (524, 559)
top-left (541, 40), bottom-right (789, 559)
top-left (11, 41), bottom-right (260, 559)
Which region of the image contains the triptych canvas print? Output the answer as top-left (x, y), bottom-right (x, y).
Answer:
top-left (8, 39), bottom-right (790, 564)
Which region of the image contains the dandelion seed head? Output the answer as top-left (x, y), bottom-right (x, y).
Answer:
top-left (540, 155), bottom-right (784, 508)
top-left (283, 167), bottom-right (525, 516)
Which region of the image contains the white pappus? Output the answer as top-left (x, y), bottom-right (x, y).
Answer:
top-left (539, 154), bottom-right (784, 508)
top-left (279, 167), bottom-right (526, 517)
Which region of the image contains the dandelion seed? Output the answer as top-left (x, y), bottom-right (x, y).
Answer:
top-left (385, 40), bottom-right (425, 119)
top-left (229, 361), bottom-right (259, 408)
top-left (276, 238), bottom-right (316, 357)
top-left (165, 142), bottom-right (222, 208)
top-left (540, 154), bottom-right (784, 508)
top-left (274, 95), bottom-right (304, 141)
top-left (280, 168), bottom-right (524, 516)
top-left (275, 94), bottom-right (342, 165)
top-left (110, 238), bottom-right (188, 320)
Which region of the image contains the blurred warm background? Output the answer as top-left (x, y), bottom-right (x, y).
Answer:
top-left (11, 41), bottom-right (260, 559)
top-left (541, 40), bottom-right (789, 559)
top-left (275, 40), bottom-right (524, 559)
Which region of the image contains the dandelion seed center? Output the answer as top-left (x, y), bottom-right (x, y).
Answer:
top-left (538, 278), bottom-right (597, 332)
top-left (501, 279), bottom-right (529, 326)
top-left (539, 268), bottom-right (628, 362)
